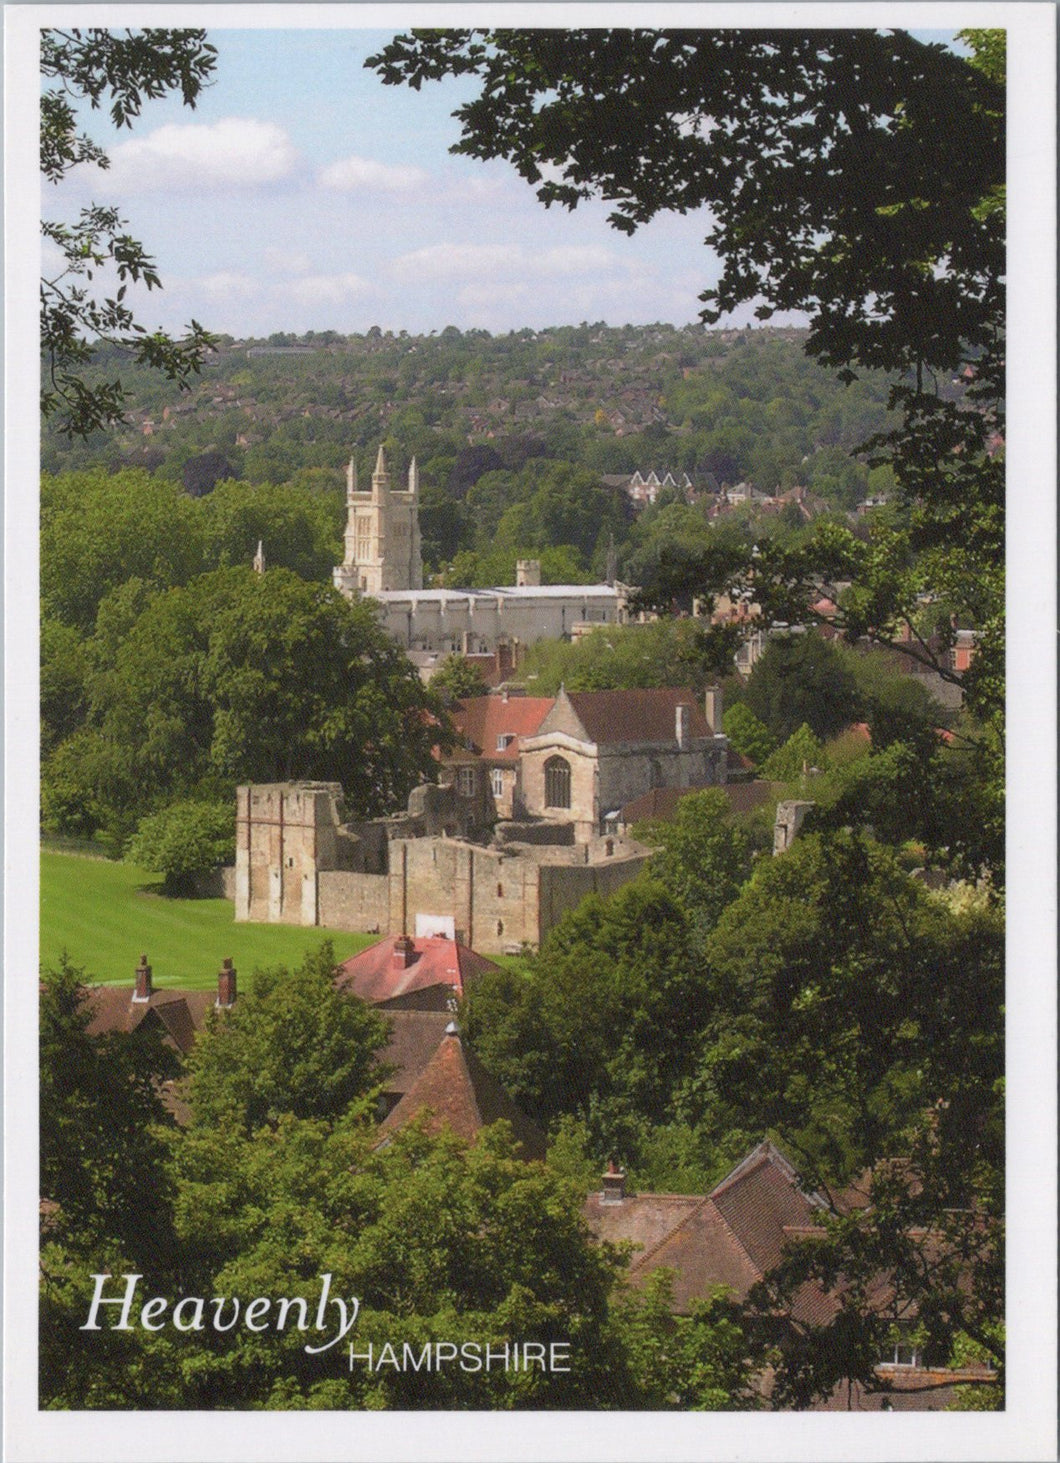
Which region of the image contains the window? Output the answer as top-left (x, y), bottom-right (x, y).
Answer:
top-left (879, 1340), bottom-right (923, 1369)
top-left (491, 768), bottom-right (505, 799)
top-left (496, 733), bottom-right (515, 751)
top-left (456, 766), bottom-right (476, 797)
top-left (544, 755), bottom-right (572, 810)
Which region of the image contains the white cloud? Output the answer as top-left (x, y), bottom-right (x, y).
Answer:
top-left (288, 273), bottom-right (373, 307)
top-left (106, 118), bottom-right (299, 192)
top-left (389, 244), bottom-right (522, 282)
top-left (263, 248), bottom-right (312, 276)
top-left (389, 241), bottom-right (649, 285)
top-left (318, 155), bottom-right (428, 192)
top-left (198, 271), bottom-right (260, 300)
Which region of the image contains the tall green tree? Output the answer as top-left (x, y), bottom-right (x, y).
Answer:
top-left (45, 566), bottom-right (443, 841)
top-left (41, 28), bottom-right (217, 435)
top-left (368, 27), bottom-right (1006, 872)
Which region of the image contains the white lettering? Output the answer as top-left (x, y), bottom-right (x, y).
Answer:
top-left (139, 1296), bottom-right (167, 1331)
top-left (244, 1297), bottom-right (271, 1331)
top-left (305, 1274), bottom-right (359, 1354)
top-left (172, 1296), bottom-right (205, 1332)
top-left (276, 1296), bottom-right (308, 1332)
top-left (210, 1296), bottom-right (240, 1331)
top-left (522, 1342), bottom-right (547, 1369)
top-left (485, 1343), bottom-right (510, 1370)
top-left (402, 1343), bottom-right (433, 1372)
top-left (81, 1273), bottom-right (141, 1331)
top-left (434, 1342), bottom-right (458, 1367)
top-left (550, 1342), bottom-right (571, 1372)
top-left (376, 1342), bottom-right (400, 1370)
top-left (460, 1342), bottom-right (483, 1372)
top-left (349, 1345), bottom-right (374, 1370)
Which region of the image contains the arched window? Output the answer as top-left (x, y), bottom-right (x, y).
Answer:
top-left (544, 755), bottom-right (572, 810)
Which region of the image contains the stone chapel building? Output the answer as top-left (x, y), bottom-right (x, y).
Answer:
top-left (332, 446), bottom-right (631, 652)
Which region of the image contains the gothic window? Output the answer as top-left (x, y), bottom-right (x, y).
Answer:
top-left (544, 756), bottom-right (572, 810)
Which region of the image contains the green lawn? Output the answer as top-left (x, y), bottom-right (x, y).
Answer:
top-left (40, 851), bottom-right (378, 989)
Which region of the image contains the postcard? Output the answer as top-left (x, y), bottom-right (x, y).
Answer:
top-left (5, 4), bottom-right (1056, 1460)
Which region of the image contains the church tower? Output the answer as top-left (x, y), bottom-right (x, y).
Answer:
top-left (333, 447), bottom-right (423, 598)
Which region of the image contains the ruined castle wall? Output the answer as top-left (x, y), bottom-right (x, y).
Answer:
top-left (537, 852), bottom-right (649, 941)
top-left (317, 871), bottom-right (391, 933)
top-left (389, 838), bottom-right (543, 954)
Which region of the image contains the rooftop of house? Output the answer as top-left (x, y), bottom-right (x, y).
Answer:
top-left (333, 933), bottom-right (502, 1007)
top-left (584, 1140), bottom-right (833, 1319)
top-left (446, 694), bottom-right (555, 762)
top-left (533, 686), bottom-right (719, 747)
top-left (84, 984), bottom-right (219, 1056)
top-left (377, 1024), bottom-right (547, 1161)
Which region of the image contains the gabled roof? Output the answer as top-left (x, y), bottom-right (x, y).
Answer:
top-left (377, 1026), bottom-right (547, 1160)
top-left (446, 695), bottom-right (555, 762)
top-left (536, 686), bottom-right (716, 747)
top-left (84, 986), bottom-right (217, 1055)
top-left (333, 934), bottom-right (501, 1007)
top-left (584, 1141), bottom-right (833, 1317)
top-left (378, 1009), bottom-right (454, 1097)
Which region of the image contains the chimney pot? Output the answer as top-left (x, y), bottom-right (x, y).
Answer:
top-left (675, 702), bottom-right (691, 749)
top-left (216, 957), bottom-right (237, 1008)
top-left (393, 934), bottom-right (417, 969)
top-left (601, 1163), bottom-right (626, 1204)
top-left (133, 955), bottom-right (152, 1002)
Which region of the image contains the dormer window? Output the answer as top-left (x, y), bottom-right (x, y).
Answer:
top-left (496, 733), bottom-right (515, 751)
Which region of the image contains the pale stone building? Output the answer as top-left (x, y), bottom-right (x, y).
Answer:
top-left (332, 446), bottom-right (423, 597)
top-left (332, 446), bottom-right (631, 651)
top-left (234, 780), bottom-right (649, 955)
top-left (519, 686), bottom-right (728, 842)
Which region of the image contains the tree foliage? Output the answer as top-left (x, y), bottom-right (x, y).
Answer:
top-left (126, 798), bottom-right (235, 894)
top-left (41, 28), bottom-right (217, 435)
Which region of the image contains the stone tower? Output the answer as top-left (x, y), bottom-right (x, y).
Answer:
top-left (333, 446), bottom-right (423, 598)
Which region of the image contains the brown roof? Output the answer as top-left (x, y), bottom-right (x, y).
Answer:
top-left (556, 687), bottom-right (716, 745)
top-left (84, 986), bottom-right (217, 1055)
top-left (377, 1026), bottom-right (547, 1160)
top-left (584, 1142), bottom-right (833, 1316)
top-left (378, 1009), bottom-right (453, 1097)
top-left (333, 935), bottom-right (501, 1008)
top-left (621, 778), bottom-right (780, 828)
top-left (447, 695), bottom-right (554, 762)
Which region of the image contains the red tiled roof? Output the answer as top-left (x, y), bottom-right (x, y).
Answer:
top-left (333, 934), bottom-right (501, 1008)
top-left (562, 687), bottom-right (716, 744)
top-left (377, 1027), bottom-right (546, 1160)
top-left (448, 695), bottom-right (554, 761)
top-left (621, 779), bottom-right (780, 827)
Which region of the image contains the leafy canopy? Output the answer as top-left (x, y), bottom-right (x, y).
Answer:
top-left (41, 29), bottom-right (217, 435)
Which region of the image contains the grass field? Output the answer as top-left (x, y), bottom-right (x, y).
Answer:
top-left (40, 851), bottom-right (378, 989)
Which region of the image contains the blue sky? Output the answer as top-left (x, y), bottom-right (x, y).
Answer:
top-left (44, 26), bottom-right (792, 338)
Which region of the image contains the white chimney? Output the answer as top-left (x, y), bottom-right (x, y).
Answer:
top-left (675, 702), bottom-right (691, 749)
top-left (704, 684), bottom-right (723, 733)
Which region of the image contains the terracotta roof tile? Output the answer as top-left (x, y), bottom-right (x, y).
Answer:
top-left (563, 687), bottom-right (715, 745)
top-left (448, 695), bottom-right (555, 761)
top-left (334, 935), bottom-right (501, 1008)
top-left (378, 1009), bottom-right (453, 1096)
top-left (377, 1028), bottom-right (546, 1160)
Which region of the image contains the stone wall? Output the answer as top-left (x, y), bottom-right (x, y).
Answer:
top-left (318, 871), bottom-right (391, 932)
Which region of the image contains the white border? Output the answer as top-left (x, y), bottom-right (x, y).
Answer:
top-left (5, 6), bottom-right (1056, 1460)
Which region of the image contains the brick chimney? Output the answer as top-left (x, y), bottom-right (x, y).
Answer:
top-left (601, 1161), bottom-right (626, 1205)
top-left (216, 957), bottom-right (237, 1008)
top-left (133, 954), bottom-right (152, 1003)
top-left (704, 683), bottom-right (723, 733)
top-left (392, 934), bottom-right (417, 969)
top-left (675, 702), bottom-right (691, 749)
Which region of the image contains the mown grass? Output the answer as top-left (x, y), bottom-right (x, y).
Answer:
top-left (40, 851), bottom-right (378, 989)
